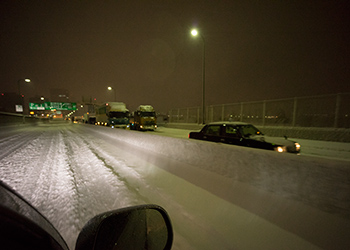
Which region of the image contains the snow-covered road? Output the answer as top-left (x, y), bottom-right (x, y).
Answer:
top-left (0, 123), bottom-right (349, 249)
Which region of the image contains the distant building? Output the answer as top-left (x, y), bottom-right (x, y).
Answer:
top-left (0, 92), bottom-right (22, 113)
top-left (50, 88), bottom-right (70, 102)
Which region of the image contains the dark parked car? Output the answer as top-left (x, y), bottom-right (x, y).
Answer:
top-left (189, 122), bottom-right (301, 153)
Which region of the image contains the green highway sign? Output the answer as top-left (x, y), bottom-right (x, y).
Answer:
top-left (48, 102), bottom-right (77, 110)
top-left (29, 102), bottom-right (77, 111)
top-left (29, 103), bottom-right (46, 110)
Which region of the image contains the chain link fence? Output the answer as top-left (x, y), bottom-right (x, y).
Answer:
top-left (168, 93), bottom-right (350, 128)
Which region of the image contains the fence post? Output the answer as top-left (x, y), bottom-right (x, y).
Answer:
top-left (197, 107), bottom-right (200, 124)
top-left (334, 93), bottom-right (341, 128)
top-left (292, 97), bottom-right (298, 127)
top-left (186, 108), bottom-right (189, 123)
top-left (240, 102), bottom-right (243, 122)
top-left (262, 100), bottom-right (266, 126)
top-left (221, 104), bottom-right (225, 121)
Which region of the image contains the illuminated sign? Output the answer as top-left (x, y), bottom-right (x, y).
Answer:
top-left (15, 105), bottom-right (23, 112)
top-left (48, 102), bottom-right (77, 111)
top-left (29, 102), bottom-right (77, 111)
top-left (29, 103), bottom-right (45, 110)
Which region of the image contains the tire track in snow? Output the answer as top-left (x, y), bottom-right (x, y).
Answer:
top-left (82, 140), bottom-right (150, 203)
top-left (0, 129), bottom-right (54, 193)
top-left (0, 125), bottom-right (148, 249)
top-left (0, 127), bottom-right (81, 250)
top-left (26, 129), bottom-right (78, 235)
top-left (66, 127), bottom-right (151, 204)
top-left (58, 128), bottom-right (144, 248)
top-left (0, 131), bottom-right (43, 161)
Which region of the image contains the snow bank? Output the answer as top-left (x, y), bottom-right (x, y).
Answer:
top-left (100, 128), bottom-right (350, 216)
top-left (89, 126), bottom-right (350, 249)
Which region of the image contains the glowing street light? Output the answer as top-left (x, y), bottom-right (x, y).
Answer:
top-left (191, 29), bottom-right (198, 36)
top-left (191, 29), bottom-right (206, 124)
top-left (107, 86), bottom-right (116, 101)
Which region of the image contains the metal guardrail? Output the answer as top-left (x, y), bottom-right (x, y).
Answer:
top-left (0, 111), bottom-right (50, 126)
top-left (169, 93), bottom-right (350, 128)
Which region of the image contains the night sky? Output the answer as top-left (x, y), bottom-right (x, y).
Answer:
top-left (1, 1), bottom-right (349, 113)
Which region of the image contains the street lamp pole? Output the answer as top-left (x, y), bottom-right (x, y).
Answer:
top-left (17, 78), bottom-right (31, 96)
top-left (17, 78), bottom-right (31, 113)
top-left (191, 29), bottom-right (206, 124)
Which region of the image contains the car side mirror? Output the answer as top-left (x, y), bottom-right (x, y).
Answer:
top-left (75, 204), bottom-right (173, 250)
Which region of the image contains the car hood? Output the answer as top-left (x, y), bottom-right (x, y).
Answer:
top-left (248, 135), bottom-right (296, 147)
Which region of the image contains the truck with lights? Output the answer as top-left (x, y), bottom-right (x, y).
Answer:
top-left (133, 105), bottom-right (157, 131)
top-left (96, 102), bottom-right (129, 128)
top-left (83, 113), bottom-right (96, 124)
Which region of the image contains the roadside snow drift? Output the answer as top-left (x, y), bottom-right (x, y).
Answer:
top-left (89, 125), bottom-right (350, 250)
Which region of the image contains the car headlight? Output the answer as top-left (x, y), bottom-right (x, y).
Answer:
top-left (275, 146), bottom-right (286, 153)
top-left (295, 143), bottom-right (301, 151)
